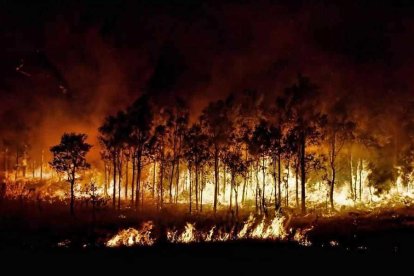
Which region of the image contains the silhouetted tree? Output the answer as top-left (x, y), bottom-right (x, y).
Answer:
top-left (183, 124), bottom-right (210, 212)
top-left (280, 74), bottom-right (323, 214)
top-left (250, 120), bottom-right (271, 214)
top-left (50, 133), bottom-right (91, 215)
top-left (127, 95), bottom-right (153, 209)
top-left (200, 98), bottom-right (233, 213)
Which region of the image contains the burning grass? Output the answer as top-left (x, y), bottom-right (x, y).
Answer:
top-left (106, 214), bottom-right (311, 247)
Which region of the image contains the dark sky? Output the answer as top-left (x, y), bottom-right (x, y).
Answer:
top-left (1, 0), bottom-right (414, 161)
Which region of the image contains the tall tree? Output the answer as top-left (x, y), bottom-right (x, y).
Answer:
top-left (50, 133), bottom-right (91, 215)
top-left (325, 100), bottom-right (355, 210)
top-left (279, 74), bottom-right (323, 214)
top-left (250, 120), bottom-right (271, 214)
top-left (200, 98), bottom-right (233, 214)
top-left (183, 124), bottom-right (210, 212)
top-left (127, 95), bottom-right (153, 209)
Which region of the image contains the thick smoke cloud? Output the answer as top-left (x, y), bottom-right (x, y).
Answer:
top-left (1, 0), bottom-right (414, 165)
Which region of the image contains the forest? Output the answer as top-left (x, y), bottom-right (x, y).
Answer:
top-left (4, 74), bottom-right (414, 216)
top-left (2, 0), bottom-right (414, 264)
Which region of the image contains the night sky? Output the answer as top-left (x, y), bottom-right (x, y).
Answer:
top-left (1, 0), bottom-right (414, 161)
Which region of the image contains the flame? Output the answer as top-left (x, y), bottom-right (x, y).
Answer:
top-left (108, 214), bottom-right (308, 247)
top-left (5, 157), bottom-right (414, 213)
top-left (292, 226), bottom-right (313, 246)
top-left (106, 221), bottom-right (155, 247)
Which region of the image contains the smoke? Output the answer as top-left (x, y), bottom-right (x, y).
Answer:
top-left (1, 0), bottom-right (414, 167)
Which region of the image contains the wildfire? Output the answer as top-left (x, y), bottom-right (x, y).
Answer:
top-left (4, 157), bottom-right (414, 215)
top-left (106, 221), bottom-right (155, 247)
top-left (107, 214), bottom-right (310, 247)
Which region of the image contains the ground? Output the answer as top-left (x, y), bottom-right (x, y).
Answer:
top-left (0, 199), bottom-right (413, 272)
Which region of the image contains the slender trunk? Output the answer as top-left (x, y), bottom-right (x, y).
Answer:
top-left (195, 163), bottom-right (199, 211)
top-left (255, 160), bottom-right (260, 214)
top-left (222, 163), bottom-right (226, 200)
top-left (117, 156), bottom-right (122, 210)
top-left (169, 132), bottom-right (177, 204)
top-left (330, 165), bottom-right (335, 210)
top-left (300, 133), bottom-right (306, 214)
top-left (112, 156), bottom-right (117, 209)
top-left (70, 171), bottom-right (75, 216)
top-left (359, 158), bottom-right (363, 201)
top-left (230, 173), bottom-right (233, 211)
top-left (349, 148), bottom-right (354, 200)
top-left (15, 149), bottom-right (18, 180)
top-left (131, 156), bottom-right (135, 205)
top-left (175, 135), bottom-right (182, 204)
top-left (272, 155), bottom-right (277, 210)
top-left (160, 142), bottom-right (164, 209)
top-left (330, 134), bottom-right (336, 210)
top-left (286, 160), bottom-right (290, 207)
top-left (169, 161), bottom-right (175, 204)
top-left (104, 163), bottom-right (108, 197)
top-left (125, 159), bottom-right (128, 201)
top-left (141, 180), bottom-right (145, 209)
top-left (295, 159), bottom-right (299, 209)
top-left (136, 152), bottom-right (142, 209)
top-left (277, 152), bottom-right (282, 209)
top-left (40, 149), bottom-right (43, 180)
top-left (242, 147), bottom-right (247, 204)
top-left (175, 159), bottom-right (180, 204)
top-left (189, 164), bottom-right (192, 214)
top-left (262, 154), bottom-right (266, 213)
top-left (200, 169), bottom-right (205, 212)
top-left (152, 160), bottom-right (156, 200)
top-left (213, 146), bottom-right (219, 213)
top-left (234, 174), bottom-right (238, 217)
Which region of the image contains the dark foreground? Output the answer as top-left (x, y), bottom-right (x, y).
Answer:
top-left (1, 201), bottom-right (414, 272)
top-left (1, 240), bottom-right (411, 274)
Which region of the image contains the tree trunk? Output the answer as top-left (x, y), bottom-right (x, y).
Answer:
top-left (277, 152), bottom-right (282, 209)
top-left (169, 132), bottom-right (177, 204)
top-left (141, 181), bottom-right (145, 209)
top-left (272, 155), bottom-right (277, 210)
top-left (175, 135), bottom-right (182, 204)
top-left (285, 160), bottom-right (290, 207)
top-left (70, 172), bottom-right (75, 216)
top-left (131, 156), bottom-right (135, 205)
top-left (295, 159), bottom-right (299, 209)
top-left (200, 168), bottom-right (204, 213)
top-left (169, 160), bottom-right (175, 204)
top-left (160, 144), bottom-right (165, 209)
top-left (329, 134), bottom-right (336, 211)
top-left (234, 175), bottom-right (238, 218)
top-left (112, 156), bottom-right (117, 209)
top-left (359, 158), bottom-right (363, 201)
top-left (188, 164), bottom-right (192, 214)
top-left (136, 152), bottom-right (142, 210)
top-left (242, 146), bottom-right (247, 204)
top-left (349, 148), bottom-right (354, 200)
top-left (255, 160), bottom-right (260, 214)
top-left (330, 165), bottom-right (335, 210)
top-left (262, 154), bottom-right (266, 213)
top-left (222, 163), bottom-right (226, 201)
top-left (175, 159), bottom-right (180, 204)
top-left (229, 173), bottom-right (233, 211)
top-left (104, 163), bottom-right (108, 197)
top-left (125, 158), bottom-right (128, 201)
top-left (213, 146), bottom-right (219, 214)
top-left (117, 156), bottom-right (122, 210)
top-left (39, 149), bottom-right (42, 180)
top-left (300, 133), bottom-right (306, 214)
top-left (152, 160), bottom-right (156, 200)
top-left (195, 163), bottom-right (199, 212)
